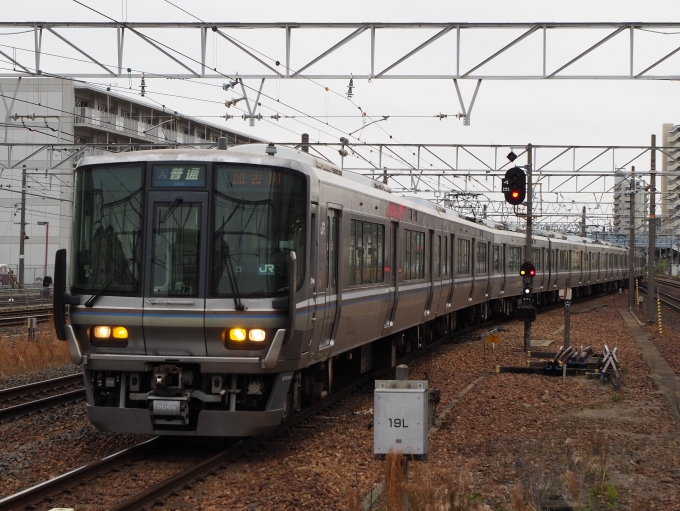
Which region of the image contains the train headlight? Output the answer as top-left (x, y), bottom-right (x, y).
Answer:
top-left (93, 326), bottom-right (112, 338)
top-left (112, 326), bottom-right (128, 339)
top-left (229, 328), bottom-right (247, 341)
top-left (248, 329), bottom-right (266, 342)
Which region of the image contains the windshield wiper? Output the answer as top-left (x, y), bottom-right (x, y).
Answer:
top-left (222, 241), bottom-right (245, 310)
top-left (85, 258), bottom-right (135, 307)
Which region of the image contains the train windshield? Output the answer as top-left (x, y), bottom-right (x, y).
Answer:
top-left (212, 165), bottom-right (306, 297)
top-left (71, 164), bottom-right (143, 294)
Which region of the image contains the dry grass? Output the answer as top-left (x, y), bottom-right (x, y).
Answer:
top-left (563, 429), bottom-right (611, 507)
top-left (363, 451), bottom-right (491, 511)
top-left (0, 321), bottom-right (71, 377)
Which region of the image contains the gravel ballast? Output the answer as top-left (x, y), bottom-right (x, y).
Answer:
top-left (2, 291), bottom-right (679, 510)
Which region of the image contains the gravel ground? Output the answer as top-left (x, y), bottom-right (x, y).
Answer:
top-left (646, 279), bottom-right (680, 376)
top-left (2, 291), bottom-right (679, 510)
top-left (155, 293), bottom-right (678, 510)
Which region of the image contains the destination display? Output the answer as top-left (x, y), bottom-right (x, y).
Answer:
top-left (152, 165), bottom-right (206, 187)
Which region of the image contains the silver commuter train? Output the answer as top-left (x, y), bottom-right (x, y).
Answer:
top-left (52, 143), bottom-right (643, 436)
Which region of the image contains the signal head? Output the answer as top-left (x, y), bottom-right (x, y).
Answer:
top-left (519, 261), bottom-right (536, 278)
top-left (503, 167), bottom-right (526, 205)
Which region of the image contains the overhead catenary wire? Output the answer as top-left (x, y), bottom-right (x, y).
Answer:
top-left (0, 28), bottom-right (446, 184)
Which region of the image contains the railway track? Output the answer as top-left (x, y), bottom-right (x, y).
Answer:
top-left (0, 289), bottom-right (615, 511)
top-left (0, 373), bottom-right (85, 422)
top-left (639, 283), bottom-right (680, 313)
top-left (0, 319), bottom-right (458, 511)
top-left (0, 306), bottom-right (55, 328)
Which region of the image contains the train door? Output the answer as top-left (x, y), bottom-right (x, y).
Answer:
top-left (383, 221), bottom-right (399, 333)
top-left (547, 241), bottom-right (553, 289)
top-left (446, 234), bottom-right (454, 307)
top-left (318, 207), bottom-right (340, 358)
top-left (469, 238), bottom-right (476, 301)
top-left (143, 191), bottom-right (208, 356)
top-left (500, 243), bottom-right (507, 294)
top-left (425, 229), bottom-right (435, 315)
top-left (307, 206), bottom-right (327, 358)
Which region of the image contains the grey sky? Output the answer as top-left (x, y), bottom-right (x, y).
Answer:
top-left (2, 1), bottom-right (679, 192)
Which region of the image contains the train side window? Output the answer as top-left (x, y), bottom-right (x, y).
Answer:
top-left (559, 250), bottom-right (569, 271)
top-left (435, 235), bottom-right (441, 278)
top-left (349, 219), bottom-right (385, 285)
top-left (442, 236), bottom-right (448, 276)
top-left (572, 251), bottom-right (582, 270)
top-left (457, 238), bottom-right (470, 275)
top-left (377, 225), bottom-right (384, 282)
top-left (508, 246), bottom-right (522, 273)
top-left (404, 230), bottom-right (425, 280)
top-left (493, 245), bottom-right (501, 273)
top-left (531, 248), bottom-right (541, 270)
top-left (476, 242), bottom-right (487, 274)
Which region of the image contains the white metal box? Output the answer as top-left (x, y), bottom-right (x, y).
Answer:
top-left (374, 381), bottom-right (428, 459)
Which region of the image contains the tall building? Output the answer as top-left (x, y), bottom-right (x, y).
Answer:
top-left (612, 169), bottom-right (647, 235)
top-left (661, 123), bottom-right (680, 232)
top-left (0, 77), bottom-right (262, 286)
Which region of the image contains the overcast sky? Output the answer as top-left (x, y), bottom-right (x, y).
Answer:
top-left (2, 0), bottom-right (679, 210)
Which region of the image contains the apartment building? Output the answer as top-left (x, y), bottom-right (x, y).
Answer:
top-left (0, 77), bottom-right (262, 286)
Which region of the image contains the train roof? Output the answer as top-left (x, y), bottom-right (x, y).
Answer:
top-left (78, 144), bottom-right (628, 251)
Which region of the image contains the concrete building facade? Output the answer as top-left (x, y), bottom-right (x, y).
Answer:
top-left (612, 169), bottom-right (648, 235)
top-left (0, 77), bottom-right (261, 286)
top-left (661, 123), bottom-right (680, 233)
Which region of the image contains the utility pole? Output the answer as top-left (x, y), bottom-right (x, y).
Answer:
top-left (301, 133), bottom-right (309, 153)
top-left (19, 164), bottom-right (26, 288)
top-left (523, 143), bottom-right (533, 352)
top-left (629, 166), bottom-right (636, 309)
top-left (581, 206), bottom-right (586, 237)
top-left (647, 135), bottom-right (656, 322)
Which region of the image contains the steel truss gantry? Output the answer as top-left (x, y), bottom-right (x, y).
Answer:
top-left (2, 140), bottom-right (678, 234)
top-left (0, 22), bottom-right (680, 80)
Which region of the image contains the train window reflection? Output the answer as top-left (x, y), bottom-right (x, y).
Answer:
top-left (212, 165), bottom-right (306, 296)
top-left (151, 202), bottom-right (200, 297)
top-left (71, 164), bottom-right (143, 294)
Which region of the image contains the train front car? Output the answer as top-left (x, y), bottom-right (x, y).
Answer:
top-left (56, 146), bottom-right (312, 436)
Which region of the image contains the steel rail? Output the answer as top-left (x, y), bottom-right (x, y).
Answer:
top-left (0, 388), bottom-right (85, 422)
top-left (0, 438), bottom-right (160, 511)
top-left (0, 313), bottom-right (53, 328)
top-left (0, 286), bottom-right (622, 510)
top-left (639, 284), bottom-right (680, 314)
top-left (0, 373), bottom-right (82, 402)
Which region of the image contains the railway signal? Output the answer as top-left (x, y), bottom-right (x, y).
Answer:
top-left (519, 261), bottom-right (536, 278)
top-left (520, 261), bottom-right (535, 296)
top-left (502, 167), bottom-right (526, 205)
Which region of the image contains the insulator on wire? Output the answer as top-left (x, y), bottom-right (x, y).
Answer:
top-left (140, 73), bottom-right (146, 97)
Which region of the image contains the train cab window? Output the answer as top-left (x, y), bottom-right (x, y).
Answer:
top-left (404, 229), bottom-right (425, 280)
top-left (434, 235), bottom-right (441, 278)
top-left (151, 202), bottom-right (200, 297)
top-left (476, 242), bottom-right (487, 274)
top-left (508, 246), bottom-right (522, 273)
top-left (457, 238), bottom-right (471, 275)
top-left (350, 220), bottom-right (385, 285)
top-left (212, 165), bottom-right (306, 296)
top-left (531, 248), bottom-right (541, 270)
top-left (572, 251), bottom-right (582, 270)
top-left (71, 163), bottom-right (143, 295)
top-left (493, 245), bottom-right (501, 273)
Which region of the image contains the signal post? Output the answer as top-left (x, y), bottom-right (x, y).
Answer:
top-left (503, 145), bottom-right (535, 351)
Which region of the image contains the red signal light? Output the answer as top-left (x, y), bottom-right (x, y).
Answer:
top-left (529, 269), bottom-right (536, 277)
